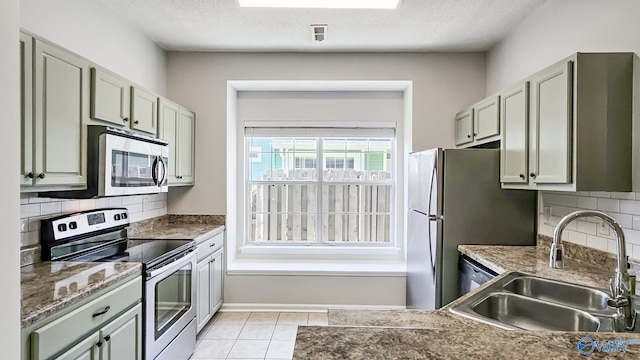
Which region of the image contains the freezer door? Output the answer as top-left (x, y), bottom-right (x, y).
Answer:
top-left (406, 209), bottom-right (441, 309)
top-left (408, 148), bottom-right (442, 216)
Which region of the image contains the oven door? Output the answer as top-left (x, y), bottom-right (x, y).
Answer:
top-left (100, 133), bottom-right (169, 197)
top-left (145, 251), bottom-right (196, 360)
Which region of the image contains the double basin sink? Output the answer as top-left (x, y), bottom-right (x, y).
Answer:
top-left (450, 272), bottom-right (640, 332)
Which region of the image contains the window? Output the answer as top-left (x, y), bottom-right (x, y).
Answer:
top-left (246, 133), bottom-right (394, 247)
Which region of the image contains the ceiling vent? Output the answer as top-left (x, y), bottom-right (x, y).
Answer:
top-left (310, 24), bottom-right (328, 42)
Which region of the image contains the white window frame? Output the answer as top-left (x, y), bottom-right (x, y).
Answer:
top-left (226, 80), bottom-right (412, 268)
top-left (244, 131), bottom-right (396, 247)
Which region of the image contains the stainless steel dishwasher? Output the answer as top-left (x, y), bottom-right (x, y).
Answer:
top-left (458, 255), bottom-right (497, 297)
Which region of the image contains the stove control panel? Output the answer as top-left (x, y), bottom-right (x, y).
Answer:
top-left (43, 208), bottom-right (130, 242)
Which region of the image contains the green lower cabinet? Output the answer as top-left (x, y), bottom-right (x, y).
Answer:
top-left (25, 277), bottom-right (142, 360)
top-left (99, 304), bottom-right (142, 360)
top-left (55, 332), bottom-right (100, 360)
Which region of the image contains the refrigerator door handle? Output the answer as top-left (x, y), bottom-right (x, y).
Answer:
top-left (427, 166), bottom-right (438, 284)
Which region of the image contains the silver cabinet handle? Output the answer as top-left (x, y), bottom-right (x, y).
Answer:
top-left (530, 172), bottom-right (536, 178)
top-left (26, 172), bottom-right (34, 179)
top-left (123, 117), bottom-right (129, 122)
top-left (37, 173), bottom-right (45, 179)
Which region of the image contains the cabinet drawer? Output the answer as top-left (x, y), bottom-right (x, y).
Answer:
top-left (32, 277), bottom-right (142, 359)
top-left (197, 233), bottom-right (223, 262)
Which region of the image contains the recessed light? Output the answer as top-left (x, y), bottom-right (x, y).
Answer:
top-left (238, 0), bottom-right (401, 9)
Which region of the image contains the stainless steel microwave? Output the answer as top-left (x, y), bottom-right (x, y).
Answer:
top-left (46, 126), bottom-right (169, 198)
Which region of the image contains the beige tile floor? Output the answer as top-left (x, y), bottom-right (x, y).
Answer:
top-left (191, 312), bottom-right (329, 360)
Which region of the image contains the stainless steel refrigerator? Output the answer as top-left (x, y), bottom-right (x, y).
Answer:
top-left (406, 148), bottom-right (536, 309)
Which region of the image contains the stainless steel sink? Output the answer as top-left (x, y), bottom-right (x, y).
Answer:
top-left (502, 275), bottom-right (610, 311)
top-left (450, 272), bottom-right (640, 332)
top-left (471, 293), bottom-right (601, 331)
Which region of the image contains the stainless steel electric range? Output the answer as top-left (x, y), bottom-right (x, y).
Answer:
top-left (41, 208), bottom-right (197, 360)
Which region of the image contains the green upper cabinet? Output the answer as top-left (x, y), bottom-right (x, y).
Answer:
top-left (20, 33), bottom-right (34, 187)
top-left (159, 98), bottom-right (179, 183)
top-left (453, 110), bottom-right (473, 147)
top-left (131, 86), bottom-right (158, 134)
top-left (454, 95), bottom-right (500, 148)
top-left (178, 108), bottom-right (196, 184)
top-left (90, 67), bottom-right (130, 127)
top-left (501, 53), bottom-right (633, 192)
top-left (499, 82), bottom-right (529, 184)
top-left (90, 68), bottom-right (158, 136)
top-left (22, 37), bottom-right (89, 191)
top-left (159, 98), bottom-right (195, 186)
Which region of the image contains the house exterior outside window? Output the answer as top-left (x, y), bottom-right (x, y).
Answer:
top-left (245, 131), bottom-right (395, 247)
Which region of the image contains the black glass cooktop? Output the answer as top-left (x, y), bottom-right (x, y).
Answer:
top-left (123, 238), bottom-right (195, 268)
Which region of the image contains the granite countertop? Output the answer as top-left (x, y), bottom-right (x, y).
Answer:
top-left (21, 261), bottom-right (141, 328)
top-left (127, 215), bottom-right (225, 245)
top-left (294, 240), bottom-right (640, 359)
top-left (20, 215), bottom-right (225, 329)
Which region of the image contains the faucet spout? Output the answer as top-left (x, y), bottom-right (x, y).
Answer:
top-left (550, 210), bottom-right (635, 331)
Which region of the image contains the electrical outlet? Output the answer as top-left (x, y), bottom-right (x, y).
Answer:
top-left (598, 219), bottom-right (610, 236)
top-left (543, 206), bottom-right (551, 223)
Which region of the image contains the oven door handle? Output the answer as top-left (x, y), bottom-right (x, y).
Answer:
top-left (146, 249), bottom-right (196, 279)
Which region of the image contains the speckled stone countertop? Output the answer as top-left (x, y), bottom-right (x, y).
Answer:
top-left (21, 262), bottom-right (141, 328)
top-left (127, 215), bottom-right (225, 244)
top-left (294, 239), bottom-right (640, 359)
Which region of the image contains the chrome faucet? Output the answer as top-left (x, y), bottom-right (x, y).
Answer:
top-left (550, 210), bottom-right (636, 331)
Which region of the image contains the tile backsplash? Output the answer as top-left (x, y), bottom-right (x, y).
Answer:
top-left (20, 193), bottom-right (167, 249)
top-left (539, 191), bottom-right (640, 260)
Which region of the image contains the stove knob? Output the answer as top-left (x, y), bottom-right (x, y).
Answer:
top-left (114, 214), bottom-right (121, 221)
top-left (69, 221), bottom-right (77, 230)
top-left (121, 213), bottom-right (128, 219)
top-left (57, 224), bottom-right (67, 232)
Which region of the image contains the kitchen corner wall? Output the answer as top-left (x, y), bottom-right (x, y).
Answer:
top-left (539, 192), bottom-right (640, 259)
top-left (20, 193), bottom-right (167, 250)
top-left (487, 0), bottom-right (640, 256)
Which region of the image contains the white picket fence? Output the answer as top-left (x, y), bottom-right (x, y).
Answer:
top-left (249, 170), bottom-right (391, 243)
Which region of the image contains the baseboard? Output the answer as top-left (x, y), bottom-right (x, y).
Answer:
top-left (220, 303), bottom-right (407, 312)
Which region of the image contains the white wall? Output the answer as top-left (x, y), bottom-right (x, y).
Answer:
top-left (20, 0), bottom-right (167, 94)
top-left (166, 52), bottom-right (486, 215)
top-left (167, 52), bottom-right (484, 307)
top-left (486, 0), bottom-right (640, 93)
top-left (486, 0), bottom-right (640, 255)
top-left (0, 0), bottom-right (22, 356)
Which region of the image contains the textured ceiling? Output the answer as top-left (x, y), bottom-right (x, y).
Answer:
top-left (100, 0), bottom-right (548, 52)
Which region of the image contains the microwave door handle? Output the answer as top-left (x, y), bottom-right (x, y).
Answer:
top-left (151, 156), bottom-right (159, 186)
top-left (158, 156), bottom-right (167, 187)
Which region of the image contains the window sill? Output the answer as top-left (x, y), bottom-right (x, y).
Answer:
top-left (227, 259), bottom-right (406, 277)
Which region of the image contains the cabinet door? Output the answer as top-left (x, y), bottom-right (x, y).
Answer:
top-left (454, 110), bottom-right (473, 146)
top-left (158, 98), bottom-right (180, 184)
top-left (178, 109), bottom-right (196, 185)
top-left (91, 68), bottom-right (130, 127)
top-left (211, 251), bottom-right (223, 312)
top-left (100, 304), bottom-right (142, 360)
top-left (49, 332), bottom-right (100, 360)
top-left (196, 259), bottom-right (212, 332)
top-left (33, 40), bottom-right (87, 188)
top-left (131, 86), bottom-right (158, 134)
top-left (530, 61), bottom-right (573, 184)
top-left (473, 96), bottom-right (500, 140)
top-left (20, 32), bottom-right (34, 186)
top-left (500, 83), bottom-right (529, 184)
